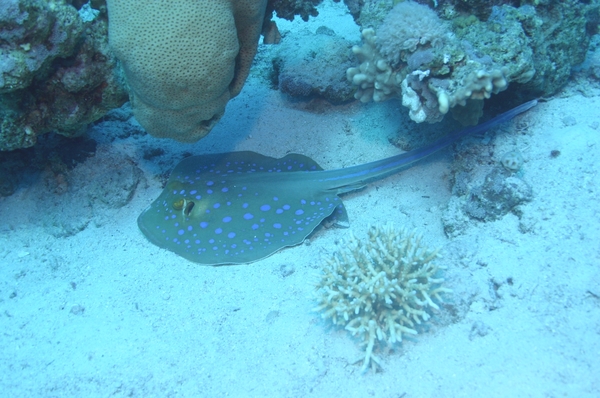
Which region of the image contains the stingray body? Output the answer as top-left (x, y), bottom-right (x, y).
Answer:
top-left (138, 101), bottom-right (536, 265)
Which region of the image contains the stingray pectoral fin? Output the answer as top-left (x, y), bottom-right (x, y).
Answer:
top-left (137, 151), bottom-right (346, 265)
top-left (326, 203), bottom-right (350, 228)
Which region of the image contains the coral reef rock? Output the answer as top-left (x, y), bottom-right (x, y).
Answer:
top-left (347, 0), bottom-right (595, 125)
top-left (463, 168), bottom-right (533, 221)
top-left (443, 167), bottom-right (534, 237)
top-left (271, 27), bottom-right (356, 103)
top-left (39, 146), bottom-right (144, 237)
top-left (0, 0), bottom-right (127, 151)
top-left (314, 224), bottom-right (451, 372)
top-left (266, 0), bottom-right (324, 22)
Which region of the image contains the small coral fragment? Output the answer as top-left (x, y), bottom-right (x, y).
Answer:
top-left (314, 224), bottom-right (451, 372)
top-left (500, 149), bottom-right (524, 172)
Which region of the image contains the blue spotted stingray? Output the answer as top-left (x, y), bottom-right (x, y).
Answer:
top-left (138, 101), bottom-right (536, 265)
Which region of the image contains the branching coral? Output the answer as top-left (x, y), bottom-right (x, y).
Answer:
top-left (346, 28), bottom-right (402, 104)
top-left (314, 224), bottom-right (451, 372)
top-left (346, 1), bottom-right (533, 125)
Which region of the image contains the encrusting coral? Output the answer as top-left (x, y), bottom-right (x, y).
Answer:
top-left (314, 224), bottom-right (451, 372)
top-left (375, 0), bottom-right (447, 67)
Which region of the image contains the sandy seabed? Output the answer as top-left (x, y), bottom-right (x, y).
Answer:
top-left (1, 2), bottom-right (599, 397)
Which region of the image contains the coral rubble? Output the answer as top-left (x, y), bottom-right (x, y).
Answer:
top-left (314, 224), bottom-right (450, 372)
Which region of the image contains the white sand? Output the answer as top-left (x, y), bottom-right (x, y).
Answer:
top-left (1, 2), bottom-right (599, 396)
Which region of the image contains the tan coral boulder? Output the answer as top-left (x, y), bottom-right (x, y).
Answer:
top-left (107, 0), bottom-right (267, 142)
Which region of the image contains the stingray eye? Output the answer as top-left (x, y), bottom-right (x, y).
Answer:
top-left (184, 200), bottom-right (195, 216)
top-left (172, 199), bottom-right (184, 210)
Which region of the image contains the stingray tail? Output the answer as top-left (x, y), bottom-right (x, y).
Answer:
top-left (323, 100), bottom-right (538, 194)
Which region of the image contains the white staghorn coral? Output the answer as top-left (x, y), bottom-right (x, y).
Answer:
top-left (314, 224), bottom-right (451, 372)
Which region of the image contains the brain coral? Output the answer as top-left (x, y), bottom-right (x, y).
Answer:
top-left (107, 0), bottom-right (268, 142)
top-left (314, 224), bottom-right (451, 372)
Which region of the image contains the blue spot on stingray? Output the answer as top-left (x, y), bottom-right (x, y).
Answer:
top-left (274, 223), bottom-right (282, 229)
top-left (222, 187), bottom-right (229, 192)
top-left (190, 190), bottom-right (197, 194)
top-left (261, 204), bottom-right (271, 211)
top-left (243, 203), bottom-right (249, 208)
top-left (178, 229), bottom-right (184, 235)
top-left (200, 222), bottom-right (208, 228)
top-left (252, 224), bottom-right (259, 230)
top-left (228, 232), bottom-right (236, 239)
top-left (187, 226), bottom-right (193, 231)
top-left (207, 181), bottom-right (214, 186)
top-left (207, 189), bottom-right (213, 194)
top-left (244, 213), bottom-right (254, 220)
top-left (276, 209), bottom-right (283, 214)
top-left (223, 216), bottom-right (232, 222)
top-left (283, 204), bottom-right (290, 210)
top-left (295, 209), bottom-right (304, 215)
top-left (214, 203), bottom-right (220, 209)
